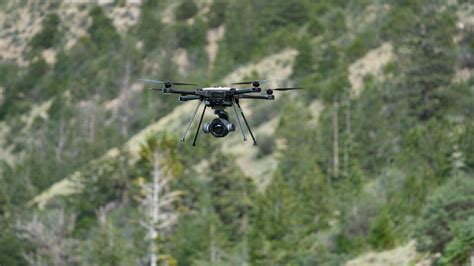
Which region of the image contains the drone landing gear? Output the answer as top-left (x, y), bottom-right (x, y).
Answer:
top-left (181, 100), bottom-right (202, 142)
top-left (192, 105), bottom-right (207, 146)
top-left (235, 99), bottom-right (257, 146)
top-left (180, 99), bottom-right (256, 146)
top-left (232, 103), bottom-right (247, 142)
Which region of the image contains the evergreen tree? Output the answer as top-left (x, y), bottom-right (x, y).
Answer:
top-left (398, 6), bottom-right (456, 120)
top-left (206, 152), bottom-right (255, 242)
top-left (415, 174), bottom-right (474, 254)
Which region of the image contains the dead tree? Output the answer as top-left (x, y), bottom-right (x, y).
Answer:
top-left (333, 98), bottom-right (339, 177)
top-left (16, 209), bottom-right (78, 266)
top-left (138, 150), bottom-right (182, 266)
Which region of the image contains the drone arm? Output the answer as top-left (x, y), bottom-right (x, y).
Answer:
top-left (238, 94), bottom-right (275, 100)
top-left (233, 88), bottom-right (261, 95)
top-left (163, 88), bottom-right (198, 96)
top-left (179, 95), bottom-right (201, 101)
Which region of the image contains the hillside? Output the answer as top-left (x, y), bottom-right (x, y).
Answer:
top-left (1, 0), bottom-right (474, 265)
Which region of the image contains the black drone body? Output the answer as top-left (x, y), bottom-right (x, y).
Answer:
top-left (139, 78), bottom-right (302, 146)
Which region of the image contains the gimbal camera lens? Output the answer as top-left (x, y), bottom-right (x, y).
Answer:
top-left (203, 118), bottom-right (235, 138)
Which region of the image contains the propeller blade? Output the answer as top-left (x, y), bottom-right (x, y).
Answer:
top-left (272, 87), bottom-right (304, 91)
top-left (149, 88), bottom-right (163, 91)
top-left (172, 82), bottom-right (198, 86)
top-left (230, 81), bottom-right (254, 85)
top-left (230, 78), bottom-right (285, 85)
top-left (138, 78), bottom-right (166, 84)
top-left (138, 79), bottom-right (197, 86)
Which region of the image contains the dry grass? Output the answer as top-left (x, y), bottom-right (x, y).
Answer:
top-left (345, 241), bottom-right (432, 266)
top-left (348, 43), bottom-right (393, 98)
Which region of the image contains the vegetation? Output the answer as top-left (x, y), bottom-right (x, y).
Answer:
top-left (1, 0), bottom-right (474, 265)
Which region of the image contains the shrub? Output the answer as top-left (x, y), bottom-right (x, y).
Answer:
top-left (414, 175), bottom-right (474, 254)
top-left (88, 6), bottom-right (120, 51)
top-left (175, 0), bottom-right (198, 21)
top-left (307, 17), bottom-right (325, 36)
top-left (208, 1), bottom-right (227, 28)
top-left (325, 10), bottom-right (347, 38)
top-left (174, 19), bottom-right (207, 49)
top-left (29, 13), bottom-right (61, 50)
top-left (368, 209), bottom-right (397, 250)
top-left (256, 134), bottom-right (276, 158)
top-left (440, 216), bottom-right (474, 265)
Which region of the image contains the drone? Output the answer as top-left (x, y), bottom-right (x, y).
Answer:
top-left (139, 78), bottom-right (302, 146)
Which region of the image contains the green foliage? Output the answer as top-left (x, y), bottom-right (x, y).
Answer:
top-left (292, 37), bottom-right (315, 78)
top-left (345, 29), bottom-right (377, 62)
top-left (168, 210), bottom-right (228, 265)
top-left (440, 216), bottom-right (474, 265)
top-left (69, 152), bottom-right (132, 233)
top-left (207, 152), bottom-right (255, 240)
top-left (137, 134), bottom-right (183, 177)
top-left (368, 209), bottom-right (397, 250)
top-left (208, 1), bottom-right (227, 28)
top-left (307, 17), bottom-right (325, 36)
top-left (398, 7), bottom-right (456, 120)
top-left (415, 174), bottom-right (474, 254)
top-left (136, 0), bottom-right (163, 52)
top-left (88, 6), bottom-right (120, 51)
top-left (81, 218), bottom-right (138, 266)
top-left (325, 10), bottom-right (347, 38)
top-left (175, 0), bottom-right (198, 21)
top-left (0, 231), bottom-right (29, 266)
top-left (256, 134), bottom-right (275, 158)
top-left (29, 13), bottom-right (61, 51)
top-left (174, 19), bottom-right (207, 49)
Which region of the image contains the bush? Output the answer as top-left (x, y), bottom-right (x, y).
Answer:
top-left (88, 6), bottom-right (120, 51)
top-left (414, 175), bottom-right (474, 254)
top-left (256, 134), bottom-right (276, 158)
top-left (29, 13), bottom-right (61, 50)
top-left (208, 1), bottom-right (227, 28)
top-left (440, 216), bottom-right (474, 265)
top-left (325, 10), bottom-right (347, 38)
top-left (293, 38), bottom-right (314, 79)
top-left (175, 0), bottom-right (198, 21)
top-left (368, 209), bottom-right (397, 250)
top-left (307, 17), bottom-right (325, 36)
top-left (174, 19), bottom-right (207, 49)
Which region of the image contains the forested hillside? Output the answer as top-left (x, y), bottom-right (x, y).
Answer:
top-left (1, 0), bottom-right (474, 265)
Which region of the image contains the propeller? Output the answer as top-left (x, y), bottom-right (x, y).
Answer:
top-left (266, 87), bottom-right (303, 95)
top-left (230, 78), bottom-right (285, 87)
top-left (273, 87), bottom-right (303, 91)
top-left (138, 79), bottom-right (197, 87)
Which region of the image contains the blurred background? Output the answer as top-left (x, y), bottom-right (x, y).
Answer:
top-left (1, 0), bottom-right (474, 265)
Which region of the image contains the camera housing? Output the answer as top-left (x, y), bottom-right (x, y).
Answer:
top-left (203, 118), bottom-right (235, 137)
top-left (203, 109), bottom-right (235, 138)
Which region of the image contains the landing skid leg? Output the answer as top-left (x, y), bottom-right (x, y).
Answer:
top-left (232, 102), bottom-right (247, 141)
top-left (235, 99), bottom-right (257, 145)
top-left (181, 100), bottom-right (202, 142)
top-left (192, 105), bottom-right (207, 146)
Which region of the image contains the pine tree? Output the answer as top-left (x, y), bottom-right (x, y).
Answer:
top-left (398, 5), bottom-right (456, 120)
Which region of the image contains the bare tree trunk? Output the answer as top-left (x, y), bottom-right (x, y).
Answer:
top-left (139, 144), bottom-right (182, 266)
top-left (343, 97), bottom-right (351, 177)
top-left (210, 224), bottom-right (217, 264)
top-left (119, 60), bottom-right (131, 137)
top-left (150, 151), bottom-right (160, 266)
top-left (56, 117), bottom-right (65, 164)
top-left (333, 99), bottom-right (339, 177)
